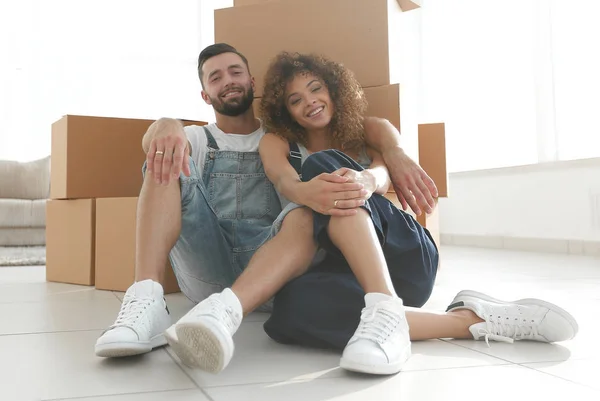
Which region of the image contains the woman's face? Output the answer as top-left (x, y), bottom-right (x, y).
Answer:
top-left (285, 73), bottom-right (333, 132)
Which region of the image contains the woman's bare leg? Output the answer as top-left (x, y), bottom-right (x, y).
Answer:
top-left (327, 208), bottom-right (485, 341)
top-left (327, 208), bottom-right (395, 296)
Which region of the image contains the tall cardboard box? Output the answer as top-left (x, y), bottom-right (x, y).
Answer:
top-left (419, 123), bottom-right (448, 198)
top-left (216, 0), bottom-right (415, 97)
top-left (46, 199), bottom-right (95, 285)
top-left (95, 197), bottom-right (180, 294)
top-left (51, 115), bottom-right (207, 200)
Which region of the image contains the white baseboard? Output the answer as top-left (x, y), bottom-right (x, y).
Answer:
top-left (441, 234), bottom-right (600, 257)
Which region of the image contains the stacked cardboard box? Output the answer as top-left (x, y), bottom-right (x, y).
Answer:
top-left (46, 115), bottom-right (206, 293)
top-left (223, 0), bottom-right (446, 246)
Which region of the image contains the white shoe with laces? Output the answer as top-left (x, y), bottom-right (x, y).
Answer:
top-left (170, 288), bottom-right (243, 373)
top-left (446, 290), bottom-right (579, 345)
top-left (95, 279), bottom-right (171, 357)
top-left (339, 293), bottom-right (411, 375)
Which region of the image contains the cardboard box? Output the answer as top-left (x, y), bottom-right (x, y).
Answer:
top-left (46, 199), bottom-right (95, 285)
top-left (95, 197), bottom-right (180, 294)
top-left (419, 123), bottom-right (448, 198)
top-left (234, 0), bottom-right (275, 6)
top-left (216, 0), bottom-right (412, 97)
top-left (233, 0), bottom-right (421, 11)
top-left (51, 115), bottom-right (207, 200)
top-left (397, 0), bottom-right (421, 11)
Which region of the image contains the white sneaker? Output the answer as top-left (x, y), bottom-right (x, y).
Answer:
top-left (340, 293), bottom-right (411, 375)
top-left (446, 290), bottom-right (579, 344)
top-left (171, 288), bottom-right (242, 373)
top-left (95, 279), bottom-right (171, 357)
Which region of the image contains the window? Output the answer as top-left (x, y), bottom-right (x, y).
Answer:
top-left (420, 0), bottom-right (600, 172)
top-left (550, 0), bottom-right (600, 161)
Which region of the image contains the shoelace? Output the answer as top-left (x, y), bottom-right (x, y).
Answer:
top-left (478, 318), bottom-right (539, 347)
top-left (111, 295), bottom-right (154, 328)
top-left (191, 297), bottom-right (239, 332)
top-left (354, 303), bottom-right (401, 344)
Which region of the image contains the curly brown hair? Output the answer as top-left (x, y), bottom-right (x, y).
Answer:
top-left (259, 52), bottom-right (368, 152)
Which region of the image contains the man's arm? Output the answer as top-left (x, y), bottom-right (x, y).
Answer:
top-left (364, 147), bottom-right (391, 195)
top-left (363, 116), bottom-right (438, 215)
top-left (143, 117), bottom-right (192, 185)
top-left (142, 118), bottom-right (191, 156)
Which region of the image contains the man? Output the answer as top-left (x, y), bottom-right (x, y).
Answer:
top-left (94, 43), bottom-right (439, 368)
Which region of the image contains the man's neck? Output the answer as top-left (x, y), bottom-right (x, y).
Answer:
top-left (215, 110), bottom-right (260, 135)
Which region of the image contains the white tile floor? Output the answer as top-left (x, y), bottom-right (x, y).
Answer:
top-left (1, 246), bottom-right (599, 401)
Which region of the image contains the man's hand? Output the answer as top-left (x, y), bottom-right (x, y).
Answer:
top-left (145, 119), bottom-right (190, 186)
top-left (382, 146), bottom-right (438, 215)
top-left (333, 167), bottom-right (377, 200)
top-left (300, 173), bottom-right (369, 216)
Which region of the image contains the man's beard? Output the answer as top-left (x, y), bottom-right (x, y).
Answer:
top-left (211, 85), bottom-right (255, 117)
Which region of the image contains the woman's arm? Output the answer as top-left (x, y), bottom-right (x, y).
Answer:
top-left (259, 133), bottom-right (365, 216)
top-left (259, 133), bottom-right (306, 204)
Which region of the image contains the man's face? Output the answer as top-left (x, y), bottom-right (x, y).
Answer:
top-left (201, 52), bottom-right (255, 117)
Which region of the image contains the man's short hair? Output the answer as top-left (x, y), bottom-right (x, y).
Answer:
top-left (197, 43), bottom-right (251, 87)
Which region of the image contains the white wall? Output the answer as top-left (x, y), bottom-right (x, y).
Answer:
top-left (0, 0), bottom-right (234, 163)
top-left (439, 158), bottom-right (600, 242)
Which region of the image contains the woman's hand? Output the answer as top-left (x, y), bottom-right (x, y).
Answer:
top-left (300, 172), bottom-right (369, 215)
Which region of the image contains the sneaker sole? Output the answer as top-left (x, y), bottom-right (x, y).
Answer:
top-left (164, 326), bottom-right (198, 368)
top-left (339, 346), bottom-right (411, 375)
top-left (450, 290), bottom-right (579, 339)
top-left (175, 320), bottom-right (233, 373)
top-left (94, 334), bottom-right (167, 358)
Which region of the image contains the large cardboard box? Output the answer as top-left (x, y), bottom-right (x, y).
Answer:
top-left (51, 115), bottom-right (156, 200)
top-left (51, 115), bottom-right (207, 200)
top-left (46, 199), bottom-right (95, 285)
top-left (216, 0), bottom-right (414, 97)
top-left (95, 197), bottom-right (180, 294)
top-left (233, 0), bottom-right (421, 11)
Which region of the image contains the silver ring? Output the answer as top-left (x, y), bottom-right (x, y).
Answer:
top-left (334, 200), bottom-right (339, 208)
top-left (155, 150), bottom-right (164, 156)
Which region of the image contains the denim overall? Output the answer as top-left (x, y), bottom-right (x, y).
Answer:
top-left (144, 126), bottom-right (282, 304)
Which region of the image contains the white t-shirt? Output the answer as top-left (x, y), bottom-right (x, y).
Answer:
top-left (185, 122), bottom-right (266, 175)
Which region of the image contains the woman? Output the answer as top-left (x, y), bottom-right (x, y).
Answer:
top-left (258, 52), bottom-right (578, 375)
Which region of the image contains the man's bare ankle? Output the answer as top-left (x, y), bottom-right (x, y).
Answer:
top-left (134, 276), bottom-right (161, 284)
